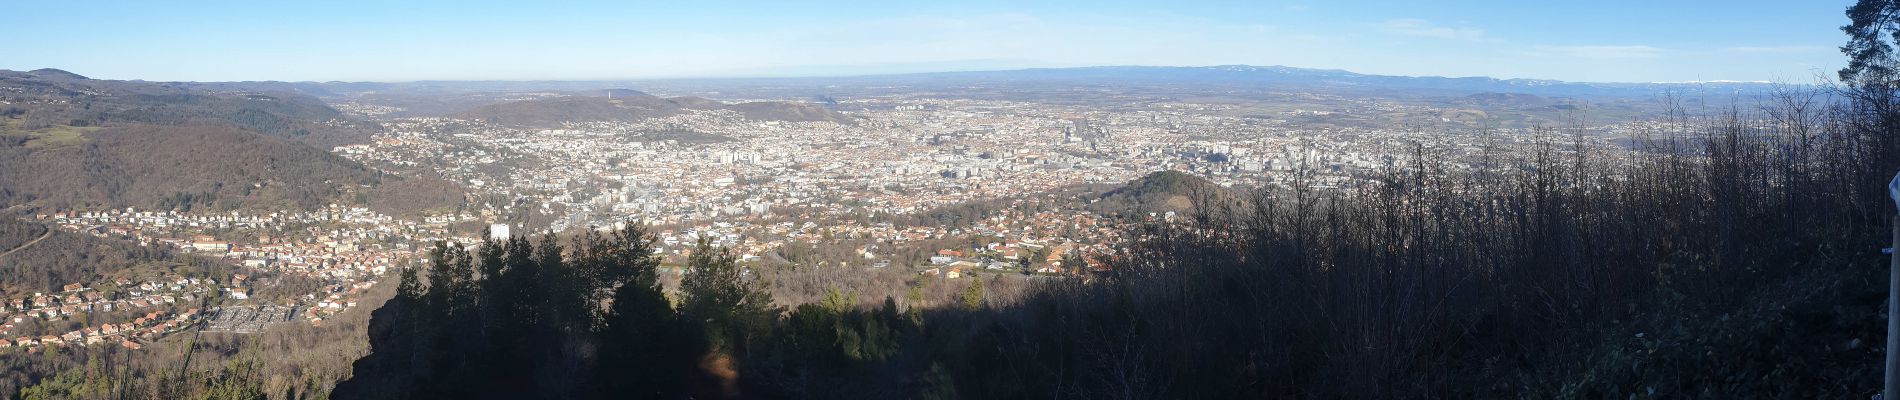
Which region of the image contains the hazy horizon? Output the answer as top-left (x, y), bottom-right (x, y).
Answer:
top-left (0, 0), bottom-right (1851, 83)
top-left (4, 61), bottom-right (1820, 86)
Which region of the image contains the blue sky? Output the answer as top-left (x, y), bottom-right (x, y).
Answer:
top-left (0, 0), bottom-right (1855, 83)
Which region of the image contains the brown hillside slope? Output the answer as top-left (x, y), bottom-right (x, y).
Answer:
top-left (0, 124), bottom-right (460, 216)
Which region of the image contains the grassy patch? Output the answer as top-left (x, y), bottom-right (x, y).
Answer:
top-left (0, 121), bottom-right (98, 148)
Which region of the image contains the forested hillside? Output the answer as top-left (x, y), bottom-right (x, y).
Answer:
top-left (0, 124), bottom-right (461, 217)
top-left (0, 69), bottom-right (466, 216)
top-left (0, 69), bottom-right (377, 146)
top-left (0, 216), bottom-right (187, 295)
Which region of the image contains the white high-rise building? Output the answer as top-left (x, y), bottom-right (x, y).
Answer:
top-left (489, 223), bottom-right (511, 241)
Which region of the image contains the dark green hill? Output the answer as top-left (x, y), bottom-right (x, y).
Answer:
top-left (1090, 170), bottom-right (1236, 218)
